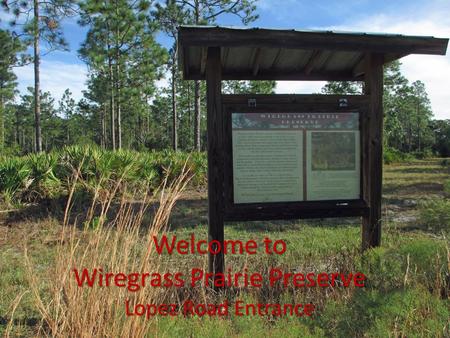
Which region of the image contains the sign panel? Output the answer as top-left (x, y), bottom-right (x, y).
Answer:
top-left (232, 112), bottom-right (360, 203)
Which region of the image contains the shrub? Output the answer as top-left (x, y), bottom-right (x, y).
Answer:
top-left (0, 157), bottom-right (32, 205)
top-left (419, 198), bottom-right (450, 233)
top-left (411, 149), bottom-right (433, 159)
top-left (24, 152), bottom-right (62, 201)
top-left (0, 146), bottom-right (208, 205)
top-left (383, 147), bottom-right (414, 164)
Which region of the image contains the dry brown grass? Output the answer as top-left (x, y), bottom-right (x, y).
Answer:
top-left (11, 162), bottom-right (193, 337)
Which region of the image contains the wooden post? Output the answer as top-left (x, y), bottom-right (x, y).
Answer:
top-left (362, 53), bottom-right (384, 250)
top-left (206, 47), bottom-right (225, 277)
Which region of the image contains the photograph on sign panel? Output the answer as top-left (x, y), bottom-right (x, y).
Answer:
top-left (311, 132), bottom-right (356, 171)
top-left (306, 129), bottom-right (361, 201)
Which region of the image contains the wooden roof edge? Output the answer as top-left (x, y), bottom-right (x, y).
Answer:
top-left (178, 26), bottom-right (449, 56)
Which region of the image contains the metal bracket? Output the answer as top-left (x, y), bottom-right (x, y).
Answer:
top-left (339, 98), bottom-right (348, 108)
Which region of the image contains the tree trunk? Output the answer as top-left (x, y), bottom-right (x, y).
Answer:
top-left (0, 93), bottom-right (4, 149)
top-left (172, 59), bottom-right (178, 151)
top-left (108, 57), bottom-right (116, 150)
top-left (15, 108), bottom-right (19, 146)
top-left (116, 55), bottom-right (122, 149)
top-left (34, 0), bottom-right (42, 153)
top-left (100, 104), bottom-right (106, 149)
top-left (137, 113), bottom-right (143, 146)
top-left (114, 1), bottom-right (121, 150)
top-left (416, 100), bottom-right (421, 152)
top-left (66, 118), bottom-right (70, 144)
top-left (408, 122), bottom-right (412, 152)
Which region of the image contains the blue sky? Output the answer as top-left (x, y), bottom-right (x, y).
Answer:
top-left (4, 0), bottom-right (450, 118)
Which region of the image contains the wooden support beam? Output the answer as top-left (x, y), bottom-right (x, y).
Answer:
top-left (200, 47), bottom-right (207, 76)
top-left (318, 51), bottom-right (334, 72)
top-left (352, 54), bottom-right (366, 78)
top-left (269, 48), bottom-right (282, 69)
top-left (222, 94), bottom-right (370, 106)
top-left (187, 70), bottom-right (358, 81)
top-left (304, 50), bottom-right (322, 75)
top-left (362, 53), bottom-right (384, 250)
top-left (221, 47), bottom-right (229, 68)
top-left (183, 47), bottom-right (189, 78)
top-left (206, 47), bottom-right (225, 278)
top-left (251, 48), bottom-right (262, 76)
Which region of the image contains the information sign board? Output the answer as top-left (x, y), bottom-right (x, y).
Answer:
top-left (231, 112), bottom-right (360, 203)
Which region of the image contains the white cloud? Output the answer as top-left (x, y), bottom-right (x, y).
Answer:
top-left (14, 60), bottom-right (87, 102)
top-left (275, 4), bottom-right (450, 120)
top-left (324, 11), bottom-right (450, 120)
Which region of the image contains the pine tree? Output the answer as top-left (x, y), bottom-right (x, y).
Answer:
top-left (58, 89), bottom-right (76, 143)
top-left (2, 0), bottom-right (77, 153)
top-left (79, 0), bottom-right (166, 150)
top-left (154, 0), bottom-right (190, 151)
top-left (0, 29), bottom-right (23, 150)
top-left (158, 0), bottom-right (259, 150)
top-left (321, 61), bottom-right (435, 154)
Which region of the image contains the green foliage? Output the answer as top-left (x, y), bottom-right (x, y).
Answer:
top-left (5, 87), bottom-right (66, 153)
top-left (383, 147), bottom-right (414, 164)
top-left (83, 215), bottom-right (106, 230)
top-left (0, 157), bottom-right (32, 204)
top-left (0, 29), bottom-right (23, 150)
top-left (318, 240), bottom-right (450, 337)
top-left (78, 0), bottom-right (167, 150)
top-left (432, 119), bottom-right (450, 157)
top-left (359, 240), bottom-right (448, 291)
top-left (319, 288), bottom-right (449, 337)
top-left (383, 63), bottom-right (434, 154)
top-left (411, 149), bottom-right (433, 159)
top-left (25, 152), bottom-right (61, 201)
top-left (0, 146), bottom-right (207, 204)
top-left (419, 199), bottom-right (450, 233)
top-left (443, 180), bottom-right (450, 195)
top-left (323, 61), bottom-right (438, 157)
top-left (321, 81), bottom-right (362, 94)
top-left (223, 80), bottom-right (276, 94)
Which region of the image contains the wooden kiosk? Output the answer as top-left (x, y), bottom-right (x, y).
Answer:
top-left (178, 26), bottom-right (448, 275)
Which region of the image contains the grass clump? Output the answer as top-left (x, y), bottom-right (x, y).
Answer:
top-left (10, 158), bottom-right (194, 337)
top-left (419, 199), bottom-right (450, 233)
top-left (319, 287), bottom-right (449, 337)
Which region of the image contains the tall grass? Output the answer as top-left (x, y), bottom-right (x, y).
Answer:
top-left (17, 158), bottom-right (193, 337)
top-left (419, 199), bottom-right (450, 233)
